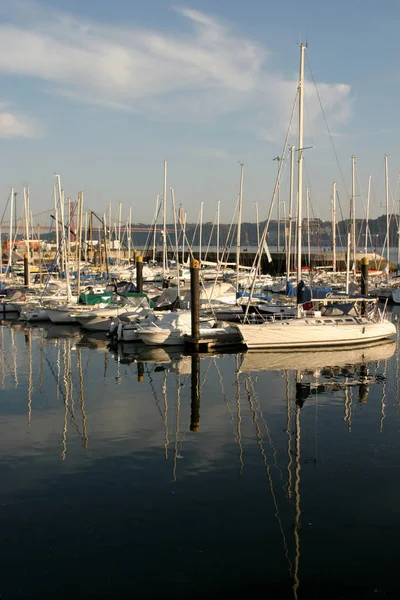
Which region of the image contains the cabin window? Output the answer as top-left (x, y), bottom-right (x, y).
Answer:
top-left (345, 318), bottom-right (353, 322)
top-left (325, 319), bottom-right (333, 323)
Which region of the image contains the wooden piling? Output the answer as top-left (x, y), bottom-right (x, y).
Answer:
top-left (190, 259), bottom-right (200, 349)
top-left (23, 253), bottom-right (29, 286)
top-left (361, 257), bottom-right (369, 295)
top-left (136, 255), bottom-right (143, 293)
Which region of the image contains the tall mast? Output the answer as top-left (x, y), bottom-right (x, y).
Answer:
top-left (332, 182), bottom-right (337, 271)
top-left (162, 160), bottom-right (167, 278)
top-left (153, 194), bottom-right (159, 263)
top-left (182, 211), bottom-right (186, 266)
top-left (216, 200), bottom-right (220, 264)
top-left (365, 175), bottom-right (371, 255)
top-left (7, 188), bottom-right (14, 275)
top-left (77, 192), bottom-right (83, 298)
top-left (53, 184), bottom-right (59, 270)
top-left (385, 155), bottom-right (390, 276)
top-left (236, 162), bottom-right (244, 292)
top-left (171, 188), bottom-right (180, 298)
top-left (199, 201), bottom-right (203, 264)
top-left (287, 145), bottom-right (295, 281)
top-left (23, 186), bottom-right (30, 256)
top-left (127, 207), bottom-right (132, 264)
top-left (306, 186), bottom-right (311, 269)
top-left (117, 202), bottom-right (122, 266)
top-left (351, 155), bottom-right (356, 276)
top-left (296, 43), bottom-right (306, 314)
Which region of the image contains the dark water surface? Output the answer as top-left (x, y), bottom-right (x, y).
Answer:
top-left (1, 317), bottom-right (400, 599)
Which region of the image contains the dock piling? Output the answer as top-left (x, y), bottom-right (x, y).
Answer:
top-left (24, 253), bottom-right (29, 286)
top-left (136, 255), bottom-right (143, 293)
top-left (190, 259), bottom-right (200, 350)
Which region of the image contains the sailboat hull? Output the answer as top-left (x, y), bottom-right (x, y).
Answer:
top-left (236, 317), bottom-right (396, 349)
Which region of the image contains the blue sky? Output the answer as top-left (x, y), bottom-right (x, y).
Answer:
top-left (0, 0), bottom-right (399, 226)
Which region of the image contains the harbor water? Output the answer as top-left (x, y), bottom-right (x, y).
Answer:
top-left (1, 313), bottom-right (400, 598)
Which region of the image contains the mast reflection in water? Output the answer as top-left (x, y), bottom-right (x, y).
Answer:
top-left (0, 320), bottom-right (399, 599)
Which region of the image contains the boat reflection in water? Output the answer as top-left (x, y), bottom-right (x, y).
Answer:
top-left (0, 319), bottom-right (398, 598)
top-left (236, 339), bottom-right (395, 598)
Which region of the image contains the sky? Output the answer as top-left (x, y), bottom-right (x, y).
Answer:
top-left (0, 0), bottom-right (400, 226)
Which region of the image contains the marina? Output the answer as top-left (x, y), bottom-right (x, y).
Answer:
top-left (2, 4), bottom-right (400, 597)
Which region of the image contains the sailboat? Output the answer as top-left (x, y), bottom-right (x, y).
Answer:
top-left (235, 44), bottom-right (396, 350)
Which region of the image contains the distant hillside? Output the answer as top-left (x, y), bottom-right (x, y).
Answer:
top-left (2, 214), bottom-right (398, 250)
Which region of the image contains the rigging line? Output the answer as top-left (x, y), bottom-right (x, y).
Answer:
top-left (243, 375), bottom-right (293, 576)
top-left (0, 191), bottom-right (11, 227)
top-left (244, 88), bottom-right (299, 319)
top-left (305, 52), bottom-right (349, 200)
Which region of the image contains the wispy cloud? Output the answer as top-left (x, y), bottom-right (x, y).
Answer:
top-left (0, 1), bottom-right (353, 138)
top-left (0, 102), bottom-right (41, 138)
top-left (190, 146), bottom-right (239, 161)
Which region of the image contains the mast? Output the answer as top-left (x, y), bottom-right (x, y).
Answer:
top-left (7, 188), bottom-right (14, 275)
top-left (53, 184), bottom-right (59, 271)
top-left (296, 43), bottom-right (306, 315)
top-left (255, 202), bottom-right (260, 248)
top-left (365, 176), bottom-right (371, 255)
top-left (128, 207), bottom-right (132, 264)
top-left (77, 192), bottom-right (84, 298)
top-left (171, 187), bottom-right (180, 299)
top-left (385, 155), bottom-right (390, 276)
top-left (216, 200), bottom-right (220, 264)
top-left (182, 210), bottom-right (186, 266)
top-left (199, 201), bottom-right (204, 264)
top-left (117, 202), bottom-right (122, 266)
top-left (162, 160), bottom-right (167, 278)
top-left (351, 155), bottom-right (356, 276)
top-left (23, 186), bottom-right (30, 256)
top-left (287, 145), bottom-right (295, 282)
top-left (332, 182), bottom-right (337, 271)
top-left (306, 186), bottom-right (311, 269)
top-left (236, 162), bottom-right (244, 292)
top-left (153, 194), bottom-right (159, 263)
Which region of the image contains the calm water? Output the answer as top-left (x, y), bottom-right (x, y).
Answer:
top-left (1, 315), bottom-right (400, 598)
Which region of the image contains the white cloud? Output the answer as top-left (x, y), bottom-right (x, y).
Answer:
top-left (0, 102), bottom-right (41, 138)
top-left (0, 1), bottom-right (352, 137)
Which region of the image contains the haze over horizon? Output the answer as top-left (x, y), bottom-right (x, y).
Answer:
top-left (0, 0), bottom-right (399, 226)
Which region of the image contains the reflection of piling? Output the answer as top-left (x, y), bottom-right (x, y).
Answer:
top-left (361, 257), bottom-right (369, 315)
top-left (190, 353), bottom-right (200, 432)
top-left (24, 253), bottom-right (30, 286)
top-left (137, 361), bottom-right (144, 382)
top-left (190, 259), bottom-right (200, 350)
top-left (136, 255), bottom-right (143, 293)
top-left (359, 364), bottom-right (369, 403)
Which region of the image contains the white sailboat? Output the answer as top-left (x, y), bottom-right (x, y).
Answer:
top-left (236, 44), bottom-right (396, 350)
